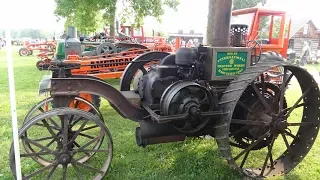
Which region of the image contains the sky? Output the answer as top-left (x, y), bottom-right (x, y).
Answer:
top-left (0, 0), bottom-right (319, 34)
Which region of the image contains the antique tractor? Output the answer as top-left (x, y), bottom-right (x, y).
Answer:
top-left (10, 1), bottom-right (320, 179)
top-left (19, 41), bottom-right (56, 56)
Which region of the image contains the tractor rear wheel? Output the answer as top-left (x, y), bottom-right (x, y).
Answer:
top-left (215, 53), bottom-right (320, 178)
top-left (19, 48), bottom-right (30, 56)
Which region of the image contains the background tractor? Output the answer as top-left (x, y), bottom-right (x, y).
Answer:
top-left (18, 41), bottom-right (56, 56)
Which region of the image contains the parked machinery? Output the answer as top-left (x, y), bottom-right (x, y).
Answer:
top-left (10, 2), bottom-right (320, 180)
top-left (36, 26), bottom-right (173, 70)
top-left (18, 41), bottom-right (56, 56)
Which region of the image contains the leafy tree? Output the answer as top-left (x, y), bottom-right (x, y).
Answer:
top-left (55, 0), bottom-right (103, 34)
top-left (54, 0), bottom-right (179, 39)
top-left (233, 0), bottom-right (267, 10)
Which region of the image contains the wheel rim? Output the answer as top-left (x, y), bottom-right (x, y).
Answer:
top-left (216, 63), bottom-right (320, 178)
top-left (22, 97), bottom-right (104, 166)
top-left (96, 42), bottom-right (117, 55)
top-left (11, 108), bottom-right (113, 179)
top-left (69, 94), bottom-right (94, 112)
top-left (36, 60), bottom-right (45, 70)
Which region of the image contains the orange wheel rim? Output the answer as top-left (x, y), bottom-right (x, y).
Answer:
top-left (69, 93), bottom-right (93, 111)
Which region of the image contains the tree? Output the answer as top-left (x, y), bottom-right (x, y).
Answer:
top-left (205, 0), bottom-right (216, 45)
top-left (233, 0), bottom-right (266, 10)
top-left (55, 0), bottom-right (103, 34)
top-left (54, 0), bottom-right (179, 39)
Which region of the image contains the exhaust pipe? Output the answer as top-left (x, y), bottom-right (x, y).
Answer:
top-left (136, 121), bottom-right (186, 147)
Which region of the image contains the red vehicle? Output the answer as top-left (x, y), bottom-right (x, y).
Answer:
top-left (230, 7), bottom-right (291, 84)
top-left (19, 41), bottom-right (56, 56)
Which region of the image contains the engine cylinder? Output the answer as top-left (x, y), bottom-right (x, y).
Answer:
top-left (175, 47), bottom-right (196, 66)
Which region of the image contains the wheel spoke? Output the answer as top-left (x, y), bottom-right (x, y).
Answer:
top-left (78, 133), bottom-right (95, 139)
top-left (62, 115), bottom-right (69, 149)
top-left (71, 162), bottom-right (84, 180)
top-left (68, 119), bottom-right (89, 146)
top-left (140, 67), bottom-right (148, 74)
top-left (24, 162), bottom-right (57, 179)
top-left (35, 122), bottom-right (59, 131)
top-left (279, 68), bottom-right (287, 114)
top-left (230, 124), bottom-right (250, 136)
top-left (287, 122), bottom-right (316, 127)
top-left (281, 132), bottom-right (292, 154)
top-left (71, 116), bottom-right (83, 127)
top-left (284, 72), bottom-right (294, 87)
top-left (73, 133), bottom-right (104, 153)
top-left (38, 139), bottom-right (56, 153)
top-left (234, 131), bottom-right (270, 161)
top-left (285, 85), bottom-right (312, 117)
top-left (77, 149), bottom-right (109, 153)
top-left (73, 141), bottom-right (91, 157)
top-left (38, 107), bottom-right (60, 129)
top-left (34, 136), bottom-right (54, 142)
top-left (71, 159), bottom-right (104, 174)
top-left (282, 103), bottom-right (305, 112)
top-left (46, 164), bottom-right (58, 180)
top-left (240, 150), bottom-right (250, 168)
top-left (251, 83), bottom-right (272, 111)
top-left (62, 165), bottom-right (67, 180)
top-left (237, 101), bottom-right (253, 113)
top-left (21, 151), bottom-right (53, 157)
top-left (22, 136), bottom-right (56, 154)
top-left (261, 74), bottom-right (266, 96)
top-left (269, 144), bottom-right (274, 169)
top-left (231, 119), bottom-right (268, 126)
top-left (260, 136), bottom-right (276, 176)
top-left (284, 130), bottom-right (297, 139)
top-left (81, 125), bottom-right (99, 132)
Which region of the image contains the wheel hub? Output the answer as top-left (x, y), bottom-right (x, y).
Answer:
top-left (58, 153), bottom-right (72, 165)
top-left (275, 120), bottom-right (287, 132)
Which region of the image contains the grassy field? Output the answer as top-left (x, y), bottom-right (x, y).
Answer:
top-left (1, 47), bottom-right (320, 180)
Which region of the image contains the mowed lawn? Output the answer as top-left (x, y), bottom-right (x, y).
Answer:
top-left (0, 47), bottom-right (320, 180)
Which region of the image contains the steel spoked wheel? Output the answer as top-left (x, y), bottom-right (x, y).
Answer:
top-left (120, 51), bottom-right (170, 91)
top-left (96, 42), bottom-right (117, 55)
top-left (216, 62), bottom-right (320, 178)
top-left (22, 97), bottom-right (104, 166)
top-left (23, 97), bottom-right (104, 124)
top-left (10, 108), bottom-right (113, 179)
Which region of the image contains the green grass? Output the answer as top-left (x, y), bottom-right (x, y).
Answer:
top-left (1, 47), bottom-right (320, 180)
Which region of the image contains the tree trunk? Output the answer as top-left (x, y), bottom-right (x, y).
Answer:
top-left (212, 0), bottom-right (233, 47)
top-left (110, 23), bottom-right (115, 40)
top-left (109, 7), bottom-right (116, 41)
top-left (206, 0), bottom-right (216, 46)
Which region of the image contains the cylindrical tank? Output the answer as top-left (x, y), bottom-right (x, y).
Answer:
top-left (64, 26), bottom-right (82, 58)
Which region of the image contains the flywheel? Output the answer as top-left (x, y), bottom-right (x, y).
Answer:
top-left (160, 81), bottom-right (214, 133)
